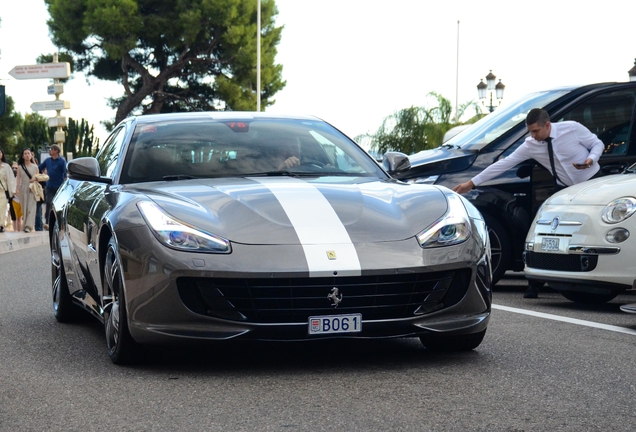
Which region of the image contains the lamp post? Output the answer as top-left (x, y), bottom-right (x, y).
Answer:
top-left (628, 59), bottom-right (636, 82)
top-left (256, 0), bottom-right (261, 111)
top-left (477, 70), bottom-right (505, 112)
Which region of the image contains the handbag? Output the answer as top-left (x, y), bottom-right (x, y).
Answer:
top-left (0, 178), bottom-right (10, 200)
top-left (11, 195), bottom-right (22, 219)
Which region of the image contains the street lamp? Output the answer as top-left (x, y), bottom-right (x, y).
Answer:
top-left (256, 0), bottom-right (261, 111)
top-left (477, 70), bottom-right (505, 112)
top-left (628, 58), bottom-right (636, 82)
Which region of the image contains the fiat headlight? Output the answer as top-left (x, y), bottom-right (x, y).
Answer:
top-left (137, 201), bottom-right (231, 253)
top-left (417, 193), bottom-right (471, 248)
top-left (601, 197), bottom-right (636, 224)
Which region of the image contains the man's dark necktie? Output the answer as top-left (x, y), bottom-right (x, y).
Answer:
top-left (545, 137), bottom-right (562, 187)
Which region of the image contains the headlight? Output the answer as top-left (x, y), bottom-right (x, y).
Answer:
top-left (417, 193), bottom-right (471, 248)
top-left (601, 197), bottom-right (636, 224)
top-left (137, 201), bottom-right (231, 253)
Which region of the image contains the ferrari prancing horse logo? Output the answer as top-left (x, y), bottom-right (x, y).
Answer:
top-left (327, 288), bottom-right (342, 308)
top-left (326, 250), bottom-right (337, 260)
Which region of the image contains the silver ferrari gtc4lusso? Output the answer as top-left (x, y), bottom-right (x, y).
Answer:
top-left (49, 112), bottom-right (492, 363)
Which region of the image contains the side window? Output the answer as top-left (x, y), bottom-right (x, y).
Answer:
top-left (96, 126), bottom-right (127, 178)
top-left (500, 134), bottom-right (527, 158)
top-left (556, 89), bottom-right (636, 156)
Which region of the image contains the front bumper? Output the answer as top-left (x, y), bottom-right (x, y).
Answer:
top-left (523, 204), bottom-right (636, 289)
top-left (117, 226), bottom-right (492, 345)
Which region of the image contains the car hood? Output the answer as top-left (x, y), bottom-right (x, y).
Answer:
top-left (401, 147), bottom-right (477, 178)
top-left (127, 177), bottom-right (450, 245)
top-left (546, 173), bottom-right (636, 206)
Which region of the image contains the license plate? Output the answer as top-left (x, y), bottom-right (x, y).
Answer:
top-left (541, 237), bottom-right (560, 252)
top-left (308, 314), bottom-right (362, 335)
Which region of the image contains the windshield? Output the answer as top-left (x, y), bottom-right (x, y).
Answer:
top-left (445, 89), bottom-right (570, 150)
top-left (120, 117), bottom-right (387, 183)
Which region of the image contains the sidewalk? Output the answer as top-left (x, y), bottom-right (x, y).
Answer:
top-left (0, 228), bottom-right (49, 254)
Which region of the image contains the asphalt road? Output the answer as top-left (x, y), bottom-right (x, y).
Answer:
top-left (1, 245), bottom-right (636, 431)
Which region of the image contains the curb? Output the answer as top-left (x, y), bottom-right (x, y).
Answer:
top-left (0, 231), bottom-right (49, 254)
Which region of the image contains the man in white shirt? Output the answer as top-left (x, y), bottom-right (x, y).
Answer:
top-left (453, 108), bottom-right (604, 194)
top-left (453, 108), bottom-right (604, 297)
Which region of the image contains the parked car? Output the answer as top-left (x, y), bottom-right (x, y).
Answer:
top-left (524, 165), bottom-right (636, 304)
top-left (391, 82), bottom-right (636, 284)
top-left (48, 112), bottom-right (492, 364)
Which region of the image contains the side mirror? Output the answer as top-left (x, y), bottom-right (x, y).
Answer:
top-left (67, 157), bottom-right (111, 183)
top-left (382, 152), bottom-right (411, 174)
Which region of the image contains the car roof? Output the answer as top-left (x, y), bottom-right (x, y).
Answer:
top-left (127, 111), bottom-right (324, 125)
top-left (543, 81), bottom-right (634, 94)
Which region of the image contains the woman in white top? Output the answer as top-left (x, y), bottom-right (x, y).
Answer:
top-left (15, 148), bottom-right (40, 233)
top-left (0, 147), bottom-right (16, 233)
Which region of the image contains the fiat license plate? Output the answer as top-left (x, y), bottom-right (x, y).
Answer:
top-left (308, 314), bottom-right (362, 335)
top-left (541, 237), bottom-right (560, 252)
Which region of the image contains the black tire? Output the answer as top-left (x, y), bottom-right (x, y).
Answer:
top-left (482, 214), bottom-right (511, 286)
top-left (51, 221), bottom-right (81, 322)
top-left (559, 290), bottom-right (618, 304)
top-left (103, 237), bottom-right (139, 364)
top-left (419, 329), bottom-right (487, 352)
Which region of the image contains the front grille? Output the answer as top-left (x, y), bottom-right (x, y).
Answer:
top-left (524, 251), bottom-right (598, 272)
top-left (177, 269), bottom-right (472, 323)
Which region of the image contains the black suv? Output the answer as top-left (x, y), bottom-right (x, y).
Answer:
top-left (391, 82), bottom-right (636, 284)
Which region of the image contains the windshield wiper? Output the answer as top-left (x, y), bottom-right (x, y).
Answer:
top-left (243, 170), bottom-right (300, 177)
top-left (162, 174), bottom-right (199, 180)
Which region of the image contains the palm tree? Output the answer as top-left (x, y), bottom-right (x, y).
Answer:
top-left (366, 92), bottom-right (482, 155)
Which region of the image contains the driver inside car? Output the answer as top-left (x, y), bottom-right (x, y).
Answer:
top-left (273, 139), bottom-right (301, 170)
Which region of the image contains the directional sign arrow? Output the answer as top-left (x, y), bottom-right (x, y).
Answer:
top-left (9, 62), bottom-right (71, 80)
top-left (30, 100), bottom-right (71, 111)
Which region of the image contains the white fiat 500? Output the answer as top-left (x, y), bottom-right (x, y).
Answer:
top-left (524, 165), bottom-right (636, 304)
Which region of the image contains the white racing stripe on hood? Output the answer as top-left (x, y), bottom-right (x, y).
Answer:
top-left (254, 178), bottom-right (362, 277)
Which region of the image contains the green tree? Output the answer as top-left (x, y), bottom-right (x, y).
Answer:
top-left (0, 95), bottom-right (24, 160)
top-left (43, 0), bottom-right (286, 126)
top-left (59, 118), bottom-right (100, 158)
top-left (366, 93), bottom-right (482, 155)
top-left (21, 113), bottom-right (50, 156)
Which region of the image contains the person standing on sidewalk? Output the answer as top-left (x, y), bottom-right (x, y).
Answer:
top-left (0, 147), bottom-right (16, 233)
top-left (30, 151), bottom-right (45, 232)
top-left (38, 145), bottom-right (67, 230)
top-left (9, 162), bottom-right (20, 232)
top-left (15, 148), bottom-right (40, 233)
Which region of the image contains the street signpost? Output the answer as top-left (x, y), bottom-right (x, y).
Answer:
top-left (47, 116), bottom-right (67, 128)
top-left (30, 100), bottom-right (70, 112)
top-left (9, 58), bottom-right (71, 151)
top-left (47, 83), bottom-right (64, 95)
top-left (8, 63), bottom-right (71, 80)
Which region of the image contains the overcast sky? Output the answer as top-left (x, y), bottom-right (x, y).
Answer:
top-left (1, 0), bottom-right (635, 144)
